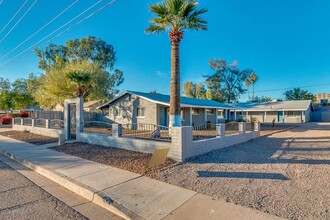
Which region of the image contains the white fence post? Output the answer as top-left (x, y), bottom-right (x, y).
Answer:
top-left (254, 121), bottom-right (260, 131)
top-left (170, 126), bottom-right (192, 162)
top-left (112, 124), bottom-right (122, 138)
top-left (216, 124), bottom-right (225, 137)
top-left (239, 122), bottom-right (246, 133)
top-left (20, 118), bottom-right (23, 126)
top-left (46, 119), bottom-right (50, 129)
top-left (32, 118), bottom-right (36, 127)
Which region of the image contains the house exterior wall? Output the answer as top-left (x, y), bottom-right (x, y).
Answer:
top-left (247, 111), bottom-right (265, 122)
top-left (105, 94), bottom-right (158, 126)
top-left (206, 110), bottom-right (217, 124)
top-left (102, 96), bottom-right (229, 127)
top-left (181, 108), bottom-right (191, 126)
top-left (191, 108), bottom-right (206, 126)
top-left (263, 111), bottom-right (277, 122)
top-left (305, 109), bottom-right (311, 122)
top-left (284, 111), bottom-right (303, 123)
top-left (314, 93), bottom-right (330, 104)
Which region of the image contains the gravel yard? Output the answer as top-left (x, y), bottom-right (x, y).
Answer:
top-left (155, 123), bottom-right (330, 220)
top-left (50, 142), bottom-right (178, 177)
top-left (0, 130), bottom-right (58, 145)
top-left (260, 123), bottom-right (298, 136)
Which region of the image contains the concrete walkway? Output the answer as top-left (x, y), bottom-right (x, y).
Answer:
top-left (0, 135), bottom-right (283, 220)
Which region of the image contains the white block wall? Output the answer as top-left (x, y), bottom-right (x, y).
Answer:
top-left (12, 124), bottom-right (63, 138)
top-left (78, 132), bottom-right (171, 156)
top-left (187, 130), bottom-right (260, 158)
top-left (77, 124), bottom-right (260, 162)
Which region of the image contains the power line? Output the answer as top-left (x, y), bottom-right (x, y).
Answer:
top-left (0, 0), bottom-right (28, 35)
top-left (0, 0), bottom-right (79, 61)
top-left (0, 0), bottom-right (38, 43)
top-left (0, 0), bottom-right (104, 67)
top-left (0, 0), bottom-right (116, 68)
top-left (44, 0), bottom-right (117, 45)
top-left (254, 83), bottom-right (330, 93)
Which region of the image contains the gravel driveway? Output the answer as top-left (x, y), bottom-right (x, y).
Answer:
top-left (156, 123), bottom-right (330, 220)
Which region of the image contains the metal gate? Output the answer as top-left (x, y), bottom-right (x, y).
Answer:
top-left (68, 104), bottom-right (77, 140)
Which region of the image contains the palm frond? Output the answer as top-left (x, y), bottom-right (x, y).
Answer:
top-left (149, 3), bottom-right (168, 16)
top-left (147, 0), bottom-right (207, 34)
top-left (145, 25), bottom-right (166, 33)
top-left (181, 1), bottom-right (197, 17)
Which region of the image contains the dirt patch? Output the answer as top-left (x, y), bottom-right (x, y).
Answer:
top-left (0, 130), bottom-right (58, 145)
top-left (50, 142), bottom-right (178, 177)
top-left (155, 123), bottom-right (330, 220)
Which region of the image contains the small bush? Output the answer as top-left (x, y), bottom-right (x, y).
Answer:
top-left (0, 116), bottom-right (12, 125)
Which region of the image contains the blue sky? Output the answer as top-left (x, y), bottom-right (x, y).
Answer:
top-left (0, 0), bottom-right (330, 101)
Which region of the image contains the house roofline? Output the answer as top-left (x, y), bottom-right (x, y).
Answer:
top-left (230, 108), bottom-right (309, 112)
top-left (97, 91), bottom-right (235, 110)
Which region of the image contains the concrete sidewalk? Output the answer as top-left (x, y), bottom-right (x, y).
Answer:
top-left (0, 135), bottom-right (283, 220)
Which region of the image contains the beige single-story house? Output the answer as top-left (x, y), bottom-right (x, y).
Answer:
top-left (230, 100), bottom-right (314, 123)
top-left (98, 91), bottom-right (234, 127)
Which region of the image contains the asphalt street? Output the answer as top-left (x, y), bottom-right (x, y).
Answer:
top-left (0, 158), bottom-right (88, 220)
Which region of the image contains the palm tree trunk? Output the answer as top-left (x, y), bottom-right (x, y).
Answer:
top-left (169, 42), bottom-right (181, 127)
top-left (252, 83), bottom-right (255, 101)
top-left (247, 86), bottom-right (250, 101)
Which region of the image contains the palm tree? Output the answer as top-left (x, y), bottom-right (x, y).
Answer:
top-left (249, 73), bottom-right (258, 101)
top-left (67, 71), bottom-right (91, 98)
top-left (244, 79), bottom-right (251, 102)
top-left (284, 88), bottom-right (315, 101)
top-left (146, 0), bottom-right (207, 127)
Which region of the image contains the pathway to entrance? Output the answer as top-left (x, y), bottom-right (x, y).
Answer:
top-left (156, 123), bottom-right (330, 220)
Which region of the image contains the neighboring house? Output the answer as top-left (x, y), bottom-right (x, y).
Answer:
top-left (22, 106), bottom-right (43, 111)
top-left (53, 104), bottom-right (64, 112)
top-left (98, 91), bottom-right (234, 127)
top-left (314, 93), bottom-right (330, 105)
top-left (54, 101), bottom-right (101, 112)
top-left (230, 100), bottom-right (314, 123)
top-left (83, 100), bottom-right (101, 112)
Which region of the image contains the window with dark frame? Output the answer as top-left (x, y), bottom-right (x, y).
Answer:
top-left (287, 111), bottom-right (301, 118)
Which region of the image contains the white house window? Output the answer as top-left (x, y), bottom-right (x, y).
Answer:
top-left (181, 109), bottom-right (185, 121)
top-left (287, 111), bottom-right (301, 118)
top-left (206, 109), bottom-right (214, 115)
top-left (217, 110), bottom-right (224, 118)
top-left (136, 107), bottom-right (145, 117)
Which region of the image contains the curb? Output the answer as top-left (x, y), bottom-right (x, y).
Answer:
top-left (0, 149), bottom-right (142, 220)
